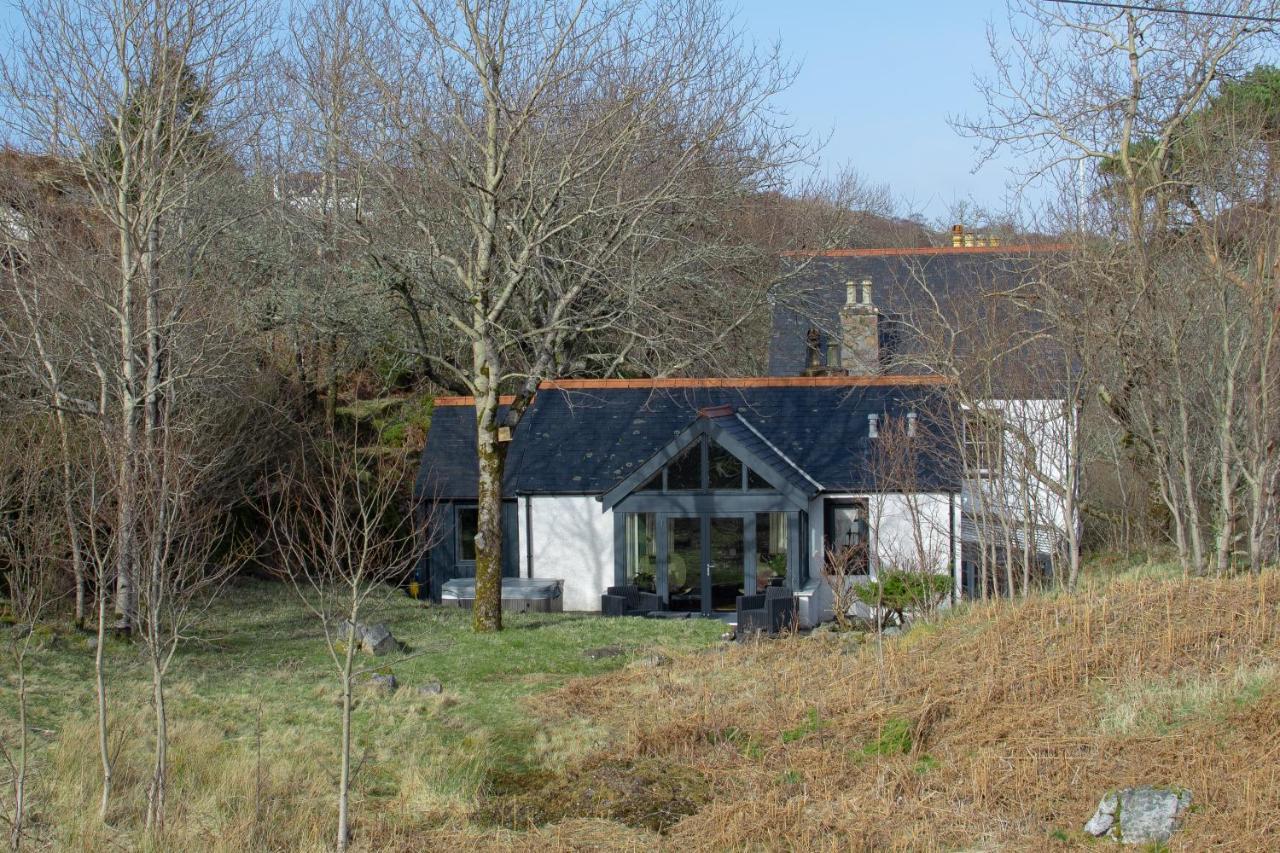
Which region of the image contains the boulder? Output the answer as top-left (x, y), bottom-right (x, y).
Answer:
top-left (418, 681), bottom-right (443, 696)
top-left (1084, 786), bottom-right (1191, 844)
top-left (366, 673), bottom-right (398, 696)
top-left (632, 653), bottom-right (672, 668)
top-left (342, 621), bottom-right (398, 656)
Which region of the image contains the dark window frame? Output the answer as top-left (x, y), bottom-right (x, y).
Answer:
top-left (455, 504), bottom-right (479, 565)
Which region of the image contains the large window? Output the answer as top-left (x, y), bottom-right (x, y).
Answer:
top-left (825, 500), bottom-right (869, 575)
top-left (456, 505), bottom-right (478, 563)
top-left (964, 414), bottom-right (1004, 476)
top-left (624, 513), bottom-right (658, 592)
top-left (643, 437), bottom-right (772, 493)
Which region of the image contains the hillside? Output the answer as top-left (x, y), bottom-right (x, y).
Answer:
top-left (450, 568), bottom-right (1280, 851)
top-left (5, 568), bottom-right (1278, 850)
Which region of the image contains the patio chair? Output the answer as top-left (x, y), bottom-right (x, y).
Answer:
top-left (601, 584), bottom-right (663, 617)
top-left (735, 586), bottom-right (797, 638)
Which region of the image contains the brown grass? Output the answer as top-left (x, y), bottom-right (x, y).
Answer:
top-left (431, 573), bottom-right (1280, 851)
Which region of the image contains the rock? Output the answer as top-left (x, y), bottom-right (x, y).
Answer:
top-left (418, 681), bottom-right (443, 696)
top-left (583, 645), bottom-right (625, 660)
top-left (1084, 786), bottom-right (1191, 844)
top-left (720, 631), bottom-right (736, 642)
top-left (342, 621), bottom-right (398, 656)
top-left (366, 673), bottom-right (398, 695)
top-left (86, 636), bottom-right (98, 651)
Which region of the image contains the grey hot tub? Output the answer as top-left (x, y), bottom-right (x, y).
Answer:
top-left (440, 577), bottom-right (564, 613)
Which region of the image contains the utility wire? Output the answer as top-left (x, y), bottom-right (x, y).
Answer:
top-left (1046, 0), bottom-right (1280, 24)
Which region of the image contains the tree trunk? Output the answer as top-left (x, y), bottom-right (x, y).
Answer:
top-left (95, 575), bottom-right (112, 821)
top-left (10, 654), bottom-right (28, 851)
top-left (337, 621), bottom-right (356, 852)
top-left (145, 660), bottom-right (167, 834)
top-left (472, 345), bottom-right (506, 633)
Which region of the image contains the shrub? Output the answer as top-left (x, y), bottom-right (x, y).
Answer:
top-left (853, 570), bottom-right (952, 628)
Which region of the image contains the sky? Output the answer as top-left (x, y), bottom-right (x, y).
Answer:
top-left (733, 0), bottom-right (1027, 223)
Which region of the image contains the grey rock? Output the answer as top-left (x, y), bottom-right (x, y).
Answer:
top-left (366, 673), bottom-right (398, 695)
top-left (1084, 786), bottom-right (1191, 844)
top-left (881, 625), bottom-right (903, 637)
top-left (342, 621), bottom-right (398, 656)
top-left (583, 645), bottom-right (625, 660)
top-left (720, 631), bottom-right (736, 642)
top-left (417, 681), bottom-right (443, 696)
top-left (86, 636), bottom-right (98, 651)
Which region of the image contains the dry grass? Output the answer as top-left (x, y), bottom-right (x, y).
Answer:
top-left (434, 572), bottom-right (1280, 851)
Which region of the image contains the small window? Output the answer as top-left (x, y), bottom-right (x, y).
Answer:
top-left (746, 466), bottom-right (773, 490)
top-left (965, 415), bottom-right (1003, 476)
top-left (666, 441), bottom-right (702, 490)
top-left (707, 440), bottom-right (742, 489)
top-left (456, 506), bottom-right (478, 562)
top-left (637, 470), bottom-right (662, 492)
top-left (826, 500), bottom-right (869, 575)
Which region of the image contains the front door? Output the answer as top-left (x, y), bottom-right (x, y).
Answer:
top-left (664, 515), bottom-right (748, 615)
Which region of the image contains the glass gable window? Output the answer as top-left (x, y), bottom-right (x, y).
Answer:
top-left (666, 442), bottom-right (702, 490)
top-left (624, 512), bottom-right (658, 592)
top-left (642, 437), bottom-right (779, 494)
top-left (456, 506), bottom-right (478, 562)
top-left (707, 441), bottom-right (742, 489)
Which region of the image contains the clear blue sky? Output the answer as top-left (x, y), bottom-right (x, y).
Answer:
top-left (735, 0), bottom-right (1023, 222)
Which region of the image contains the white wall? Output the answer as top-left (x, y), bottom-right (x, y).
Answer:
top-left (519, 496), bottom-right (614, 612)
top-left (963, 398), bottom-right (1074, 536)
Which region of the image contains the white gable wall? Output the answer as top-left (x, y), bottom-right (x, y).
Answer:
top-left (518, 495), bottom-right (614, 611)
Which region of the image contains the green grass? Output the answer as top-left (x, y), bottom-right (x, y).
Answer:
top-left (0, 577), bottom-right (723, 848)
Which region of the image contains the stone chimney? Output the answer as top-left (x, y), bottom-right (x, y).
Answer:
top-left (840, 277), bottom-right (880, 375)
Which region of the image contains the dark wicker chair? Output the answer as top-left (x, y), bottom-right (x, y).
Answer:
top-left (601, 584), bottom-right (663, 616)
top-left (735, 586), bottom-right (797, 638)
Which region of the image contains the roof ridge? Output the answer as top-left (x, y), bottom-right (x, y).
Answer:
top-left (431, 374), bottom-right (948, 406)
top-left (782, 244), bottom-right (1071, 258)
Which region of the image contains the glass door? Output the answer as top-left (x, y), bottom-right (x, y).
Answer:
top-left (666, 516), bottom-right (702, 612)
top-left (707, 516), bottom-right (746, 612)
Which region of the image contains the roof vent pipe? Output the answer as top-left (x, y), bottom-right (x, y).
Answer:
top-left (868, 413), bottom-right (879, 439)
top-left (906, 411), bottom-right (917, 437)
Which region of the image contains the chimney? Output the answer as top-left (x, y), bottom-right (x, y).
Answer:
top-left (840, 276), bottom-right (880, 375)
top-left (951, 224), bottom-right (964, 247)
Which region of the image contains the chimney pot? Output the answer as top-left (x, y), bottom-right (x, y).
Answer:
top-left (906, 411), bottom-right (917, 437)
top-left (951, 224), bottom-right (964, 247)
top-left (861, 278), bottom-right (873, 305)
top-left (868, 413), bottom-right (879, 439)
top-left (845, 280), bottom-right (857, 307)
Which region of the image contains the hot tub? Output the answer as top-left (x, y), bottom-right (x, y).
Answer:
top-left (440, 577), bottom-right (564, 613)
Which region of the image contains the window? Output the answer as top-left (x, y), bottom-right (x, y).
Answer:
top-left (965, 414), bottom-right (1004, 476)
top-left (641, 437), bottom-right (778, 494)
top-left (707, 440), bottom-right (742, 489)
top-left (755, 512), bottom-right (789, 591)
top-left (825, 500), bottom-right (869, 575)
top-left (456, 506), bottom-right (478, 562)
top-left (666, 442), bottom-right (702, 490)
top-left (624, 513), bottom-right (658, 592)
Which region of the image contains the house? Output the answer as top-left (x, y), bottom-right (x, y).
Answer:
top-left (413, 229), bottom-right (1079, 621)
top-left (415, 377), bottom-right (962, 626)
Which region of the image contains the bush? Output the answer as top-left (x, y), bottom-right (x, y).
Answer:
top-left (853, 570), bottom-right (951, 628)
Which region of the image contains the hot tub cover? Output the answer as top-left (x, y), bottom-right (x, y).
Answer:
top-left (440, 577), bottom-right (563, 600)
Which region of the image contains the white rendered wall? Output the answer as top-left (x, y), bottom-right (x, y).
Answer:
top-left (963, 398), bottom-right (1073, 536)
top-left (519, 496), bottom-right (614, 612)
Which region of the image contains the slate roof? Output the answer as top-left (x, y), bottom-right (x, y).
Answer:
top-left (769, 246), bottom-right (1067, 376)
top-left (416, 380), bottom-right (960, 501)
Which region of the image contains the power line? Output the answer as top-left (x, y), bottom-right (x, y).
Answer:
top-left (1046, 0), bottom-right (1280, 24)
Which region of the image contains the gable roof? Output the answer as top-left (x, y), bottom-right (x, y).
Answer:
top-left (598, 405), bottom-right (820, 510)
top-left (769, 245), bottom-right (1067, 376)
top-left (416, 377), bottom-right (959, 501)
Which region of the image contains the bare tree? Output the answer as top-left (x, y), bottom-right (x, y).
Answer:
top-left (364, 0), bottom-right (829, 630)
top-left (265, 434), bottom-right (430, 852)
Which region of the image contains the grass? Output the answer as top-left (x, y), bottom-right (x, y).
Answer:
top-left (0, 577), bottom-right (723, 850)
top-left (7, 567), bottom-right (1280, 850)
